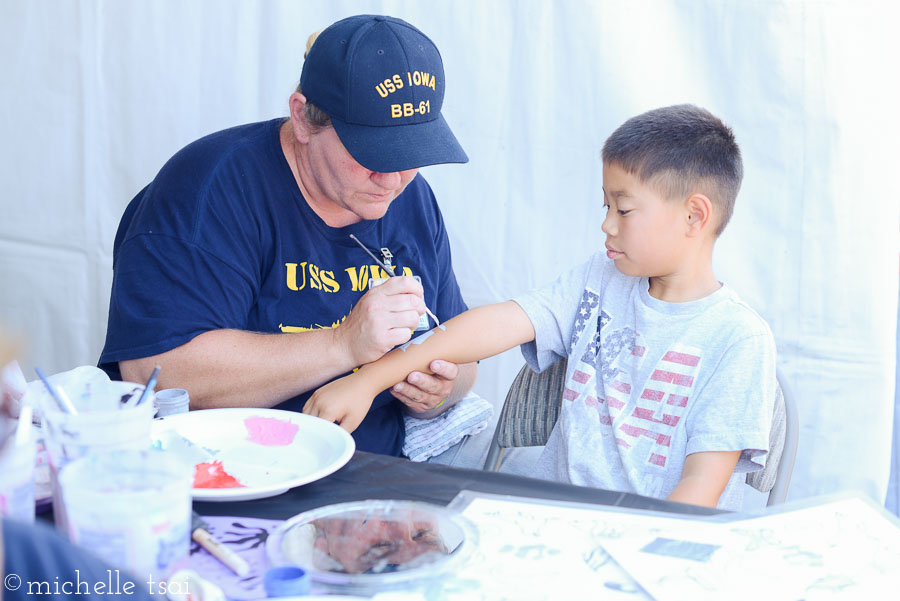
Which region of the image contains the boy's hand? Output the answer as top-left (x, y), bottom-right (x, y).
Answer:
top-left (391, 359), bottom-right (458, 414)
top-left (303, 374), bottom-right (376, 433)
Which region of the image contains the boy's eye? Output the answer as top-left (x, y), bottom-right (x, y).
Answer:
top-left (618, 209), bottom-right (631, 216)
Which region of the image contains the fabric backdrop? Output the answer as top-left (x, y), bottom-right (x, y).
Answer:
top-left (1, 0), bottom-right (898, 510)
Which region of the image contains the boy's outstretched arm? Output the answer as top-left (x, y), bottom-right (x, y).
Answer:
top-left (668, 451), bottom-right (741, 508)
top-left (303, 301), bottom-right (535, 432)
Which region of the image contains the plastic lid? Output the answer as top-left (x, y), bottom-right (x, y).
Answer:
top-left (265, 565), bottom-right (311, 597)
top-left (155, 388), bottom-right (189, 406)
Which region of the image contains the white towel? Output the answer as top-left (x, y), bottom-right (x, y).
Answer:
top-left (402, 392), bottom-right (493, 462)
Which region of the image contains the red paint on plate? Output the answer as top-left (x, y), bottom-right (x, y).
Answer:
top-left (194, 460), bottom-right (245, 489)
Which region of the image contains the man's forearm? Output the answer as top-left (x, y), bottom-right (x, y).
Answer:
top-left (119, 328), bottom-right (357, 409)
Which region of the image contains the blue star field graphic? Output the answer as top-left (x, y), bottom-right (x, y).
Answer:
top-left (569, 290), bottom-right (601, 352)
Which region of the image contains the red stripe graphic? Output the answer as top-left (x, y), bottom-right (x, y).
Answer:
top-left (606, 396), bottom-right (625, 409)
top-left (651, 369), bottom-right (694, 387)
top-left (632, 346), bottom-right (646, 357)
top-left (662, 351), bottom-right (700, 366)
top-left (649, 453), bottom-right (666, 467)
top-left (611, 380), bottom-right (631, 394)
top-left (641, 389), bottom-right (664, 402)
top-left (572, 370), bottom-right (590, 384)
top-left (563, 387), bottom-right (578, 401)
top-left (620, 424), bottom-right (647, 437)
top-left (631, 407), bottom-right (681, 427)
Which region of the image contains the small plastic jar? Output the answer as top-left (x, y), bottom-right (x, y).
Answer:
top-left (154, 388), bottom-right (190, 417)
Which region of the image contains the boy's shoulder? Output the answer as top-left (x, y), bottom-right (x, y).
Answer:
top-left (708, 285), bottom-right (774, 341)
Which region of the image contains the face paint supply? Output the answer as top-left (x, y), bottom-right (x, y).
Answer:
top-left (126, 365), bottom-right (160, 409)
top-left (348, 234), bottom-right (441, 327)
top-left (150, 408), bottom-right (355, 502)
top-left (264, 566), bottom-right (311, 597)
top-left (192, 511), bottom-right (251, 577)
top-left (40, 383), bottom-right (156, 533)
top-left (0, 416), bottom-right (36, 524)
top-left (58, 449), bottom-right (193, 582)
top-left (268, 499), bottom-right (475, 596)
top-left (34, 367), bottom-right (77, 414)
top-left (154, 388), bottom-right (190, 417)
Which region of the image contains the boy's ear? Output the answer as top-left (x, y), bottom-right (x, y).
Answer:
top-left (684, 193), bottom-right (713, 237)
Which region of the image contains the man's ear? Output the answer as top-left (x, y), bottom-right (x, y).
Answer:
top-left (685, 193), bottom-right (714, 237)
top-left (287, 92), bottom-right (312, 143)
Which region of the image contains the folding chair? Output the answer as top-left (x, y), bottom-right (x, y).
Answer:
top-left (482, 358), bottom-right (798, 506)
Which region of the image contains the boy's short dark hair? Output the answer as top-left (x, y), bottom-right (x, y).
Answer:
top-left (601, 104), bottom-right (743, 236)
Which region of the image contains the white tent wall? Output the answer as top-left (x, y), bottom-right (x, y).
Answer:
top-left (1, 0), bottom-right (898, 508)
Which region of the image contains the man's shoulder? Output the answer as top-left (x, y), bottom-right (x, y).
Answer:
top-left (162, 119), bottom-right (281, 175)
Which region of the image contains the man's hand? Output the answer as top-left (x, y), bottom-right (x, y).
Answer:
top-left (391, 359), bottom-right (457, 414)
top-left (302, 374), bottom-right (376, 433)
top-left (335, 277), bottom-right (426, 367)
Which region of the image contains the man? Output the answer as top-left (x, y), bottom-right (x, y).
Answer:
top-left (99, 15), bottom-right (477, 456)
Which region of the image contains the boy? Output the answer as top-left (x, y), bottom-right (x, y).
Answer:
top-left (304, 105), bottom-right (775, 510)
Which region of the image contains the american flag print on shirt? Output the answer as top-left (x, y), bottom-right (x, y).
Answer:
top-left (610, 343), bottom-right (701, 470)
top-left (565, 289), bottom-right (702, 471)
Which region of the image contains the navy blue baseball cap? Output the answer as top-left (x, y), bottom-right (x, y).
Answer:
top-left (299, 15), bottom-right (468, 173)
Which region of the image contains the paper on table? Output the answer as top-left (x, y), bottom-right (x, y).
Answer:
top-left (601, 494), bottom-right (900, 601)
top-left (445, 492), bottom-right (698, 601)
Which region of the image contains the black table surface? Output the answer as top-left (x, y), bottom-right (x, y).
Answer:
top-left (194, 451), bottom-right (722, 520)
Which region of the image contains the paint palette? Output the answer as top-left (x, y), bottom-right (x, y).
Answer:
top-left (151, 408), bottom-right (355, 502)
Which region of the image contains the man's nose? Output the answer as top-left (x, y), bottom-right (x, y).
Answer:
top-left (370, 170), bottom-right (402, 189)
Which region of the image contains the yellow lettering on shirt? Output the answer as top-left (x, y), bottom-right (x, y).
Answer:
top-left (320, 269), bottom-right (339, 293)
top-left (309, 264), bottom-right (322, 290)
top-left (285, 262), bottom-right (307, 291)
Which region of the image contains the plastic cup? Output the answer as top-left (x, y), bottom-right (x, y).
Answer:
top-left (58, 449), bottom-right (193, 583)
top-left (0, 436), bottom-right (37, 523)
top-left (154, 388), bottom-right (190, 417)
top-left (39, 382), bottom-right (156, 532)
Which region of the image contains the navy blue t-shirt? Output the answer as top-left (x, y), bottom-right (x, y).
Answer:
top-left (99, 119), bottom-right (468, 456)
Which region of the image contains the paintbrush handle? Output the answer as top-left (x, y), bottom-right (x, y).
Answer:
top-left (349, 235), bottom-right (441, 327)
top-left (133, 366), bottom-right (160, 407)
top-left (34, 367), bottom-right (76, 414)
top-left (192, 527), bottom-right (250, 577)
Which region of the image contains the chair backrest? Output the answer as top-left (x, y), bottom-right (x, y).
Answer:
top-left (482, 359), bottom-right (799, 506)
top-left (482, 359), bottom-right (567, 472)
top-left (754, 368), bottom-right (799, 506)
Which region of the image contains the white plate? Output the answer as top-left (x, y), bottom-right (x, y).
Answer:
top-left (151, 408), bottom-right (355, 502)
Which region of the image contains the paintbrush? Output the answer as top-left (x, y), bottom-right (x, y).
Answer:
top-left (191, 511), bottom-right (250, 577)
top-left (348, 234), bottom-right (441, 327)
top-left (34, 367), bottom-right (78, 414)
top-left (126, 365), bottom-right (160, 409)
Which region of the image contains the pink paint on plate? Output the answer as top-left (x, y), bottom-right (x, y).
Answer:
top-left (244, 416), bottom-right (299, 446)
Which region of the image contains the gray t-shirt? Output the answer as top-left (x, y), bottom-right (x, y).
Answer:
top-left (515, 252), bottom-right (775, 510)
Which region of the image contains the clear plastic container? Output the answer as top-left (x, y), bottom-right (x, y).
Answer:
top-left (59, 449), bottom-right (193, 582)
top-left (267, 499), bottom-right (476, 596)
top-left (0, 432), bottom-right (37, 523)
